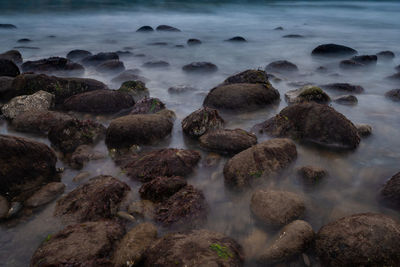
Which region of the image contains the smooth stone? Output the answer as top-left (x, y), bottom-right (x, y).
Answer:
top-left (24, 182), bottom-right (65, 208)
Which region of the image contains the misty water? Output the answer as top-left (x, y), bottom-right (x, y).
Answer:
top-left (1, 1), bottom-right (400, 266)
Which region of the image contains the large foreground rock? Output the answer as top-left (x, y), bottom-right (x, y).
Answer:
top-left (21, 57), bottom-right (84, 76)
top-left (252, 102), bottom-right (360, 149)
top-left (181, 107), bottom-right (224, 138)
top-left (0, 50), bottom-right (22, 64)
top-left (380, 172), bottom-right (400, 210)
top-left (30, 220), bottom-right (125, 267)
top-left (0, 58), bottom-right (20, 77)
top-left (143, 229), bottom-right (244, 266)
top-left (224, 138), bottom-right (297, 189)
top-left (315, 213), bottom-right (400, 266)
top-left (311, 43), bottom-right (357, 57)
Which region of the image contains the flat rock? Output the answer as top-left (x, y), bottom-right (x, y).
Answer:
top-left (70, 145), bottom-right (105, 169)
top-left (95, 59), bottom-right (125, 74)
top-left (334, 94), bottom-right (358, 105)
top-left (81, 52), bottom-right (119, 66)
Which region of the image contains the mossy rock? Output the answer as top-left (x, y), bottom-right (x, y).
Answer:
top-left (118, 80), bottom-right (149, 101)
top-left (285, 85), bottom-right (330, 104)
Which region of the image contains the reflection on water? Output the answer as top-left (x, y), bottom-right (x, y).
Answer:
top-left (1, 1), bottom-right (400, 266)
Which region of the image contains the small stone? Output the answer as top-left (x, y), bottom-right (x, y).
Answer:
top-left (116, 211), bottom-right (136, 222)
top-left (72, 171), bottom-right (91, 183)
top-left (297, 166), bottom-right (327, 185)
top-left (356, 123), bottom-right (372, 137)
top-left (128, 200), bottom-right (155, 220)
top-left (334, 94), bottom-right (358, 105)
top-left (24, 182), bottom-right (65, 208)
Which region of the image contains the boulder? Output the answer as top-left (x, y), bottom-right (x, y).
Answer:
top-left (265, 60), bottom-right (298, 74)
top-left (311, 43), bottom-right (357, 57)
top-left (24, 182), bottom-right (65, 208)
top-left (70, 145), bottom-right (105, 169)
top-left (199, 128), bottom-right (257, 154)
top-left (111, 69), bottom-right (147, 85)
top-left (139, 176), bottom-right (187, 203)
top-left (285, 85), bottom-right (330, 104)
top-left (223, 69), bottom-right (269, 85)
top-left (385, 88), bottom-right (400, 101)
top-left (376, 50), bottom-right (395, 61)
top-left (315, 213), bottom-right (400, 266)
top-left (156, 25), bottom-right (181, 32)
top-left (54, 175), bottom-right (130, 224)
top-left (95, 59), bottom-right (125, 74)
top-left (81, 52), bottom-right (119, 66)
top-left (0, 195), bottom-right (9, 220)
top-left (143, 229), bottom-right (244, 266)
top-left (21, 57), bottom-right (84, 76)
top-left (226, 36), bottom-right (247, 42)
top-left (0, 50), bottom-right (22, 64)
top-left (182, 62), bottom-right (218, 73)
top-left (115, 148), bottom-right (201, 182)
top-left (203, 82), bottom-right (280, 111)
top-left (137, 25), bottom-right (154, 32)
top-left (142, 60), bottom-right (169, 68)
top-left (181, 107), bottom-right (224, 138)
top-left (0, 59), bottom-right (20, 77)
top-left (297, 166), bottom-right (327, 185)
top-left (250, 189), bottom-right (306, 227)
top-left (118, 80), bottom-right (149, 101)
top-left (66, 49), bottom-right (92, 61)
top-left (252, 102), bottom-right (361, 149)
top-left (320, 82), bottom-right (364, 94)
top-left (380, 172), bottom-right (400, 210)
top-left (356, 123), bottom-right (372, 137)
top-left (334, 94), bottom-right (358, 105)
top-left (30, 220), bottom-right (125, 266)
top-left (63, 89), bottom-right (134, 114)
top-left (224, 138), bottom-right (297, 189)
top-left (130, 97), bottom-right (165, 114)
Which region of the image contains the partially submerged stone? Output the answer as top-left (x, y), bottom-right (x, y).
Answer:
top-left (285, 85), bottom-right (330, 104)
top-left (181, 107), bottom-right (224, 138)
top-left (118, 80), bottom-right (149, 101)
top-left (24, 182), bottom-right (65, 208)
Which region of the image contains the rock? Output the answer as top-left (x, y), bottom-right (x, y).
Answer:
top-left (187, 38), bottom-right (201, 45)
top-left (252, 102), bottom-right (360, 150)
top-left (1, 90), bottom-right (54, 119)
top-left (129, 97), bottom-right (165, 115)
top-left (106, 111), bottom-right (173, 148)
top-left (333, 94), bottom-right (358, 105)
top-left (137, 25), bottom-right (154, 32)
top-left (14, 46), bottom-right (39, 50)
top-left (182, 62), bottom-right (218, 73)
top-left (117, 211), bottom-right (136, 222)
top-left (283, 34), bottom-right (304, 38)
top-left (356, 123), bottom-right (372, 137)
top-left (0, 24), bottom-right (17, 29)
top-left (168, 85), bottom-right (196, 94)
top-left (118, 80), bottom-right (149, 101)
top-left (203, 153), bottom-right (221, 168)
top-left (0, 195), bottom-right (9, 220)
top-left (54, 175), bottom-right (130, 224)
top-left (111, 69), bottom-right (146, 85)
top-left (63, 89), bottom-right (134, 114)
top-left (266, 60), bottom-right (298, 74)
top-left (24, 182), bottom-right (65, 208)
top-left (351, 55), bottom-right (377, 65)
top-left (0, 76), bottom-right (13, 98)
top-left (380, 172), bottom-right (400, 210)
top-left (224, 138), bottom-right (297, 189)
top-left (315, 213), bottom-right (400, 266)
top-left (142, 60), bottom-right (169, 68)
top-left (377, 50), bottom-right (395, 61)
top-left (30, 220), bottom-right (125, 266)
top-left (148, 42), bottom-right (168, 46)
top-left (66, 49), bottom-right (92, 61)
top-left (128, 200), bottom-right (155, 219)
top-left (223, 69), bottom-right (269, 85)
top-left (81, 52), bottom-right (119, 66)
top-left (70, 145), bottom-right (105, 169)
top-left (285, 85), bottom-right (330, 104)
top-left (48, 119), bottom-right (105, 153)
top-left (7, 201), bottom-right (22, 219)
top-left (112, 223), bottom-right (158, 267)
top-left (21, 57), bottom-right (84, 76)
top-left (258, 220), bottom-right (314, 265)
top-left (17, 38), bottom-right (31, 43)
top-left (116, 148), bottom-right (201, 182)
top-left (250, 189), bottom-right (305, 227)
top-left (339, 59), bottom-right (365, 69)
top-left (320, 83), bottom-right (364, 94)
top-left (143, 229), bottom-right (244, 266)
top-left (395, 65), bottom-right (400, 72)
top-left (0, 135), bottom-right (57, 200)
top-left (203, 82), bottom-right (280, 112)
top-left (274, 26), bottom-right (284, 30)
top-left (72, 171), bottom-right (91, 183)
top-left (12, 110), bottom-right (74, 135)
top-left (386, 72), bottom-right (400, 81)
top-left (297, 166), bottom-right (327, 185)
top-left (199, 128), bottom-right (257, 154)
top-left (226, 36), bottom-right (247, 42)
top-left (181, 107), bottom-right (224, 138)
top-left (385, 88), bottom-right (400, 101)
top-left (95, 59), bottom-right (125, 74)
top-left (0, 59), bottom-right (20, 77)
top-left (156, 25), bottom-right (181, 32)
top-left (311, 43), bottom-right (357, 57)
top-left (139, 176), bottom-right (187, 203)
top-left (115, 50), bottom-right (133, 57)
top-left (0, 50), bottom-right (22, 64)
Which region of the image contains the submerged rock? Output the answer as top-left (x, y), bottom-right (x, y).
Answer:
top-left (142, 60), bottom-right (169, 68)
top-left (320, 82), bottom-right (364, 94)
top-left (351, 54), bottom-right (377, 65)
top-left (17, 38), bottom-right (31, 43)
top-left (81, 52), bottom-right (119, 66)
top-left (311, 43), bottom-right (357, 57)
top-left (181, 107), bottom-right (224, 138)
top-left (66, 49), bottom-right (92, 61)
top-left (130, 97), bottom-right (165, 115)
top-left (0, 50), bottom-right (23, 64)
top-left (137, 25), bottom-right (154, 32)
top-left (385, 88), bottom-right (400, 101)
top-left (168, 85), bottom-right (196, 94)
top-left (266, 60), bottom-right (298, 74)
top-left (111, 69), bottom-right (146, 85)
top-left (21, 57), bottom-right (84, 76)
top-left (24, 182), bottom-right (65, 208)
top-left (139, 176), bottom-right (187, 203)
top-left (95, 59), bottom-right (125, 74)
top-left (334, 94), bottom-right (358, 105)
top-left (376, 50), bottom-right (395, 61)
top-left (223, 69), bottom-right (269, 85)
top-left (118, 80), bottom-right (149, 101)
top-left (0, 24), bottom-right (17, 29)
top-left (380, 172), bottom-right (400, 210)
top-left (297, 166), bottom-right (327, 185)
top-left (386, 72), bottom-right (400, 81)
top-left (182, 62), bottom-right (218, 73)
top-left (226, 36), bottom-right (247, 42)
top-left (356, 123), bottom-right (372, 137)
top-left (339, 59), bottom-right (365, 69)
top-left (283, 34), bottom-right (304, 38)
top-left (0, 58), bottom-right (20, 77)
top-left (70, 145), bottom-right (105, 169)
top-left (156, 25), bottom-right (181, 32)
top-left (285, 85), bottom-right (330, 104)
top-left (187, 38), bottom-right (201, 45)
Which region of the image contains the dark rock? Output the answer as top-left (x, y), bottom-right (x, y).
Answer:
top-left (0, 195), bottom-right (8, 219)
top-left (339, 59), bottom-right (365, 69)
top-left (115, 50), bottom-right (133, 57)
top-left (0, 24), bottom-right (17, 29)
top-left (266, 60), bottom-right (298, 73)
top-left (395, 65), bottom-right (400, 72)
top-left (21, 57), bottom-right (84, 76)
top-left (223, 69), bottom-right (268, 85)
top-left (24, 182), bottom-right (65, 208)
top-left (0, 59), bottom-right (20, 77)
top-left (111, 69), bottom-right (146, 85)
top-left (274, 26), bottom-right (284, 30)
top-left (128, 200), bottom-right (155, 220)
top-left (252, 102), bottom-right (360, 149)
top-left (316, 213), bottom-right (400, 266)
top-left (386, 72), bottom-right (400, 81)
top-left (130, 97), bottom-right (165, 115)
top-left (81, 52), bottom-right (119, 67)
top-left (148, 42), bottom-right (168, 46)
top-left (250, 189), bottom-right (305, 227)
top-left (334, 94), bottom-right (358, 105)
top-left (175, 44), bottom-right (185, 48)
top-left (356, 123), bottom-right (372, 137)
top-left (380, 172), bottom-right (400, 210)
top-left (226, 36), bottom-right (247, 42)
top-left (139, 176), bottom-right (187, 203)
top-left (95, 60), bottom-right (125, 74)
top-left (142, 60), bottom-right (169, 68)
top-left (0, 50), bottom-right (22, 64)
top-left (377, 50), bottom-right (395, 61)
top-left (137, 25), bottom-right (154, 32)
top-left (54, 175), bottom-right (130, 224)
top-left (116, 148), bottom-right (201, 182)
top-left (13, 46), bottom-right (39, 50)
top-left (168, 85), bottom-right (196, 94)
top-left (320, 83), bottom-right (364, 94)
top-left (187, 38), bottom-right (201, 45)
top-left (182, 62), bottom-right (218, 73)
top-left (17, 38), bottom-right (31, 43)
top-left (297, 166), bottom-right (327, 185)
top-left (63, 89), bottom-right (134, 114)
top-left (283, 34), bottom-right (304, 38)
top-left (311, 43), bottom-right (357, 57)
top-left (285, 85), bottom-right (330, 104)
top-left (316, 66), bottom-right (328, 73)
top-left (70, 145), bottom-right (105, 169)
top-left (156, 25), bottom-right (181, 32)
top-left (199, 128), bottom-right (257, 154)
top-left (118, 80), bottom-right (149, 102)
top-left (30, 220), bottom-right (125, 266)
top-left (224, 138), bottom-right (297, 189)
top-left (385, 89), bottom-right (400, 101)
top-left (351, 55), bottom-right (377, 65)
top-left (181, 107), bottom-right (224, 138)
top-left (66, 49), bottom-right (92, 61)
top-left (0, 76), bottom-right (13, 98)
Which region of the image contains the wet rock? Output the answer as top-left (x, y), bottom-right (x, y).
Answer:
top-left (376, 50), bottom-right (395, 61)
top-left (70, 145), bottom-right (105, 169)
top-left (0, 76), bottom-right (14, 98)
top-left (265, 60), bottom-right (298, 74)
top-left (385, 88), bottom-right (400, 101)
top-left (128, 200), bottom-right (155, 219)
top-left (142, 60), bottom-right (169, 68)
top-left (199, 128), bottom-right (257, 154)
top-left (351, 54), bottom-right (377, 65)
top-left (250, 189), bottom-right (305, 227)
top-left (274, 26), bottom-right (284, 30)
top-left (148, 42), bottom-right (168, 46)
top-left (112, 223), bottom-right (158, 267)
top-left (1, 90), bottom-right (54, 119)
top-left (181, 107), bottom-right (224, 138)
top-left (115, 50), bottom-right (133, 57)
top-left (156, 25), bottom-right (181, 32)
top-left (130, 97), bottom-right (165, 115)
top-left (154, 185), bottom-right (208, 229)
top-left (95, 59), bottom-right (125, 74)
top-left (17, 38), bottom-right (31, 43)
top-left (66, 49), bottom-right (92, 61)
top-left (111, 69), bottom-right (146, 85)
top-left (116, 148), bottom-right (201, 182)
top-left (7, 201), bottom-right (22, 219)
top-left (21, 57), bottom-right (84, 76)
top-left (0, 50), bottom-right (22, 64)
top-left (356, 123), bottom-right (372, 137)
top-left (203, 82), bottom-right (280, 112)
top-left (252, 102), bottom-right (360, 150)
top-left (223, 69), bottom-right (269, 85)
top-left (24, 182), bottom-right (65, 208)
top-left (182, 62), bottom-right (218, 73)
top-left (339, 59), bottom-right (365, 69)
top-left (380, 172), bottom-right (400, 210)
top-left (204, 152), bottom-right (221, 168)
top-left (117, 211), bottom-right (136, 222)
top-left (283, 34), bottom-right (304, 38)
top-left (224, 138), bottom-right (297, 189)
top-left (81, 52), bottom-right (119, 66)
top-left (311, 43), bottom-right (357, 57)
top-left (137, 25), bottom-right (154, 32)
top-left (334, 94), bottom-right (358, 105)
top-left (386, 72), bottom-right (400, 81)
top-left (118, 80), bottom-right (149, 101)
top-left (48, 119), bottom-right (106, 153)
top-left (168, 85), bottom-right (196, 94)
top-left (0, 135), bottom-right (57, 200)
top-left (0, 59), bottom-right (20, 77)
top-left (316, 66), bottom-right (328, 73)
top-left (258, 220), bottom-right (314, 265)
top-left (0, 24), bottom-right (17, 29)
top-left (226, 36), bottom-right (247, 42)
top-left (0, 195), bottom-right (9, 220)
top-left (106, 110), bottom-right (173, 148)
top-left (72, 171), bottom-right (91, 183)
top-left (297, 166), bottom-right (327, 185)
top-left (14, 46), bottom-right (39, 50)
top-left (320, 82), bottom-right (364, 94)
top-left (395, 65), bottom-right (400, 72)
top-left (12, 110), bottom-right (74, 135)
top-left (315, 213), bottom-right (400, 266)
top-left (187, 38), bottom-right (201, 45)
top-left (139, 176), bottom-right (187, 203)
top-left (63, 89), bottom-right (134, 114)
top-left (143, 229), bottom-right (244, 266)
top-left (54, 175), bottom-right (130, 224)
top-left (285, 85), bottom-right (330, 104)
top-left (30, 220), bottom-right (125, 266)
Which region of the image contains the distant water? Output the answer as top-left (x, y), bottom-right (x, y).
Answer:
top-left (1, 1), bottom-right (400, 266)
